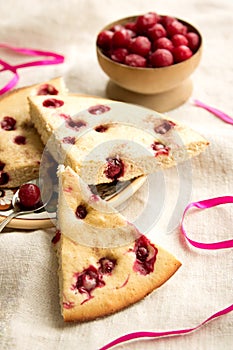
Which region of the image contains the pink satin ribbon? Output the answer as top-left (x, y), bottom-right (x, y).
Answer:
top-left (100, 196), bottom-right (233, 350)
top-left (0, 43), bottom-right (64, 95)
top-left (181, 196), bottom-right (233, 249)
top-left (193, 99), bottom-right (233, 125)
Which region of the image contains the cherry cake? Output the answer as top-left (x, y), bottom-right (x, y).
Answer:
top-left (28, 94), bottom-right (208, 185)
top-left (53, 165), bottom-right (181, 321)
top-left (0, 77), bottom-right (67, 188)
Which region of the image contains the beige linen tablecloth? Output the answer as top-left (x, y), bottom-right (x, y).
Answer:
top-left (0, 0), bottom-right (232, 349)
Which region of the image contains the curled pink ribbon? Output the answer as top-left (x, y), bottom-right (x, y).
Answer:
top-left (0, 43), bottom-right (64, 95)
top-left (181, 196), bottom-right (233, 249)
top-left (100, 196), bottom-right (233, 350)
top-left (193, 99), bottom-right (233, 125)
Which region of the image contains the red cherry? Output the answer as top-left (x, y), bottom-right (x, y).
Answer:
top-left (173, 45), bottom-right (193, 63)
top-left (147, 23), bottom-right (167, 41)
top-left (160, 15), bottom-right (176, 28)
top-left (166, 20), bottom-right (188, 37)
top-left (112, 29), bottom-right (131, 48)
top-left (125, 54), bottom-right (147, 67)
top-left (124, 21), bottom-right (137, 33)
top-left (150, 49), bottom-right (174, 67)
top-left (110, 48), bottom-right (128, 63)
top-left (154, 37), bottom-right (174, 51)
top-left (136, 12), bottom-right (159, 33)
top-left (171, 34), bottom-right (188, 47)
top-left (130, 36), bottom-right (151, 57)
top-left (186, 32), bottom-right (200, 52)
top-left (97, 30), bottom-right (114, 50)
top-left (110, 24), bottom-right (124, 32)
top-left (18, 183), bottom-right (41, 209)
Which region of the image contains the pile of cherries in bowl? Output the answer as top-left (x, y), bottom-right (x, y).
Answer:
top-left (97, 12), bottom-right (201, 68)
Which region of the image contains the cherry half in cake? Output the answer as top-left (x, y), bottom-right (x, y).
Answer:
top-left (65, 118), bottom-right (87, 131)
top-left (98, 257), bottom-right (116, 275)
top-left (73, 257), bottom-right (116, 304)
top-left (71, 234), bottom-right (158, 305)
top-left (133, 235), bottom-right (158, 275)
top-left (14, 135), bottom-right (26, 145)
top-left (94, 124), bottom-right (109, 133)
top-left (37, 84), bottom-right (59, 96)
top-left (88, 104), bottom-right (111, 115)
top-left (75, 204), bottom-right (88, 219)
top-left (151, 141), bottom-right (170, 156)
top-left (154, 120), bottom-right (176, 134)
top-left (104, 156), bottom-right (124, 180)
top-left (74, 265), bottom-right (105, 304)
top-left (52, 229), bottom-right (61, 244)
top-left (43, 98), bottom-right (64, 108)
top-left (1, 116), bottom-right (16, 131)
top-left (62, 136), bottom-right (76, 145)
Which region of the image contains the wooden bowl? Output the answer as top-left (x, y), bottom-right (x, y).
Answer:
top-left (96, 15), bottom-right (202, 95)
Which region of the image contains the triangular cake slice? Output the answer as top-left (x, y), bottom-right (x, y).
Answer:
top-left (0, 77), bottom-right (67, 188)
top-left (53, 165), bottom-right (181, 322)
top-left (28, 94), bottom-right (209, 185)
